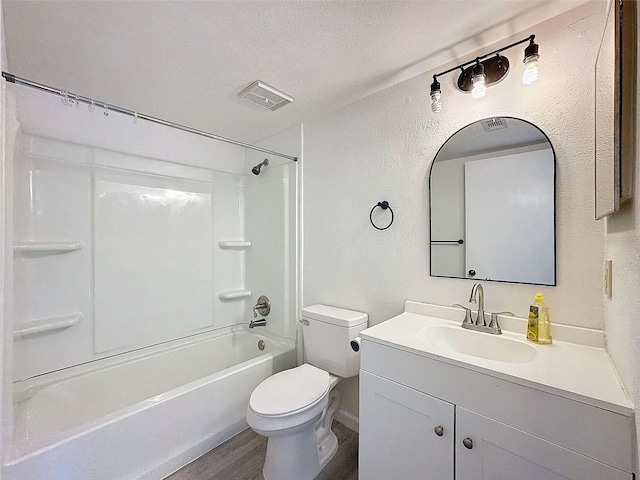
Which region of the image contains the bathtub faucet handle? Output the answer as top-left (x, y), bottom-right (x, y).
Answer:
top-left (253, 295), bottom-right (271, 318)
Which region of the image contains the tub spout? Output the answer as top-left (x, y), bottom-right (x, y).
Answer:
top-left (249, 319), bottom-right (267, 328)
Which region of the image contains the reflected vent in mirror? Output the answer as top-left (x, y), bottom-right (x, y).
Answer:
top-left (481, 118), bottom-right (508, 132)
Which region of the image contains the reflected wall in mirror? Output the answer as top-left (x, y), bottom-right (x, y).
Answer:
top-left (429, 117), bottom-right (556, 285)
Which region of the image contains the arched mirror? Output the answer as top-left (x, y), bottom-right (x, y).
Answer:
top-left (429, 117), bottom-right (556, 285)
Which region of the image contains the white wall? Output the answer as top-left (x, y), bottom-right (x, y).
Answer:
top-left (12, 87), bottom-right (245, 175)
top-left (603, 3), bottom-right (640, 469)
top-left (303, 2), bottom-right (607, 417)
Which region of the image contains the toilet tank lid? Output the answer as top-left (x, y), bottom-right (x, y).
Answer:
top-left (302, 304), bottom-right (368, 327)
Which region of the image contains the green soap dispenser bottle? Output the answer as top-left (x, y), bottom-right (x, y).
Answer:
top-left (526, 293), bottom-right (552, 344)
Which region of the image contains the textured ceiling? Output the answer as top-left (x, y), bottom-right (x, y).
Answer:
top-left (3, 0), bottom-right (588, 144)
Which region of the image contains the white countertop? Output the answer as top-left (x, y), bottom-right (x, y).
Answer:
top-left (359, 302), bottom-right (632, 416)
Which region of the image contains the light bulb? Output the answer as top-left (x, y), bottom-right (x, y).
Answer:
top-left (522, 54), bottom-right (539, 84)
top-left (431, 91), bottom-right (442, 113)
top-left (429, 78), bottom-right (442, 113)
top-left (522, 39), bottom-right (540, 85)
top-left (471, 74), bottom-right (486, 99)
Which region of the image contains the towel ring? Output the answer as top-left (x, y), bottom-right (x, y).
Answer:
top-left (370, 201), bottom-right (394, 230)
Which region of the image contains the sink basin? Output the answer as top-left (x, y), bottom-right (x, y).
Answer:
top-left (421, 324), bottom-right (537, 364)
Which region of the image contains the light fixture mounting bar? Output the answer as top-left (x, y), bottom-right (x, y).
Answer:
top-left (432, 34), bottom-right (535, 82)
top-left (458, 55), bottom-right (509, 92)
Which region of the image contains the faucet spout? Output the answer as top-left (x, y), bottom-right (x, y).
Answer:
top-left (469, 283), bottom-right (485, 326)
top-left (460, 282), bottom-right (502, 335)
top-left (249, 319), bottom-right (267, 328)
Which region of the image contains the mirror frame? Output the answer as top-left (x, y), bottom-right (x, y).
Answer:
top-left (594, 0), bottom-right (636, 219)
top-left (428, 116), bottom-right (557, 286)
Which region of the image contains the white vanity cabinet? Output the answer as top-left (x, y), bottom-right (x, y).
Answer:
top-left (359, 370), bottom-right (454, 479)
top-left (358, 307), bottom-right (636, 480)
top-left (455, 407), bottom-right (631, 480)
top-left (360, 369), bottom-right (631, 480)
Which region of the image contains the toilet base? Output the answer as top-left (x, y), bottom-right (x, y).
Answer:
top-left (262, 428), bottom-right (339, 480)
top-left (316, 387), bottom-right (340, 470)
top-left (317, 429), bottom-right (338, 471)
top-left (262, 389), bottom-right (341, 480)
top-left (263, 424), bottom-right (323, 480)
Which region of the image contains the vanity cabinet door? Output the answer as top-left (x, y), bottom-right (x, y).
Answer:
top-left (359, 370), bottom-right (454, 480)
top-left (456, 407), bottom-right (633, 480)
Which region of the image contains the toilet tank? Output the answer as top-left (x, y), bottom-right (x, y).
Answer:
top-left (301, 305), bottom-right (368, 378)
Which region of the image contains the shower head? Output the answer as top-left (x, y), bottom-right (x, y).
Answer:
top-left (251, 159), bottom-right (269, 175)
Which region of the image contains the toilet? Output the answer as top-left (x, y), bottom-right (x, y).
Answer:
top-left (246, 304), bottom-right (368, 480)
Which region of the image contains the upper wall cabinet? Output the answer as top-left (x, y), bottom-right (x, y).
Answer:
top-left (594, 0), bottom-right (636, 219)
top-left (429, 117), bottom-right (555, 286)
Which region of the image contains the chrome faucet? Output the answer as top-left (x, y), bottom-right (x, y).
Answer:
top-left (249, 319), bottom-right (267, 328)
top-left (454, 282), bottom-right (507, 335)
top-left (469, 283), bottom-right (485, 326)
top-left (253, 295), bottom-right (271, 318)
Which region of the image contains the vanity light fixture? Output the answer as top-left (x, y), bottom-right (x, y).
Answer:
top-left (429, 34), bottom-right (539, 112)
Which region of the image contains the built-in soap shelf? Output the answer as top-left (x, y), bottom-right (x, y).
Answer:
top-left (13, 313), bottom-right (83, 338)
top-left (218, 241), bottom-right (251, 300)
top-left (14, 241), bottom-right (83, 255)
top-left (218, 240), bottom-right (251, 250)
top-left (218, 289), bottom-right (252, 300)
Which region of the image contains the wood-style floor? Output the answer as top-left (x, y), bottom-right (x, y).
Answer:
top-left (166, 421), bottom-right (358, 480)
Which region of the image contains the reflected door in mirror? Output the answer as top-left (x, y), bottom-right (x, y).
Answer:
top-left (465, 147), bottom-right (554, 284)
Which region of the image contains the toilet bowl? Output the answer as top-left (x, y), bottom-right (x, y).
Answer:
top-left (246, 305), bottom-right (368, 480)
top-left (247, 364), bottom-right (341, 480)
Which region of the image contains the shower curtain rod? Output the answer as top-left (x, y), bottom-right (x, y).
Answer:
top-left (1, 72), bottom-right (298, 162)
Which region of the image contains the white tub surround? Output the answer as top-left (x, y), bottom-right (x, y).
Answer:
top-left (11, 132), bottom-right (252, 380)
top-left (3, 78), bottom-right (301, 480)
top-left (6, 327), bottom-right (296, 480)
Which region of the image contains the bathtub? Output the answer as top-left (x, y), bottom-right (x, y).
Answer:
top-left (4, 326), bottom-right (296, 480)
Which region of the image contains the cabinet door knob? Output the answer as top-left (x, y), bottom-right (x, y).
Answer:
top-left (462, 437), bottom-right (473, 449)
top-left (434, 426), bottom-right (444, 437)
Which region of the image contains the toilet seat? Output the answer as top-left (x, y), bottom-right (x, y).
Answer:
top-left (249, 364), bottom-right (330, 417)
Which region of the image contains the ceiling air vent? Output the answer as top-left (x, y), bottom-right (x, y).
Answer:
top-left (481, 117), bottom-right (508, 132)
top-left (238, 80), bottom-right (293, 111)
